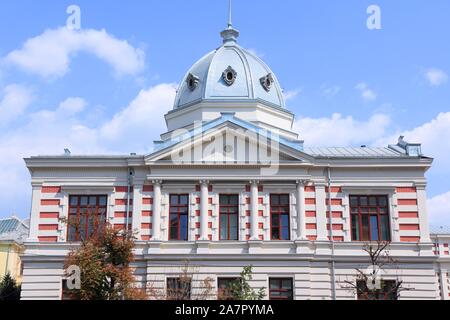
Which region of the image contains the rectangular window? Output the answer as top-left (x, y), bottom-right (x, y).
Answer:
top-left (219, 195), bottom-right (239, 241)
top-left (169, 195), bottom-right (189, 241)
top-left (350, 195), bottom-right (390, 242)
top-left (270, 194), bottom-right (290, 240)
top-left (269, 278), bottom-right (294, 300)
top-left (67, 195), bottom-right (107, 242)
top-left (357, 280), bottom-right (398, 300)
top-left (167, 277), bottom-right (191, 300)
top-left (217, 277), bottom-right (239, 300)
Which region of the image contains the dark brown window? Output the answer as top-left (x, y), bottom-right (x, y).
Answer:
top-left (68, 195), bottom-right (107, 241)
top-left (357, 280), bottom-right (398, 300)
top-left (169, 195), bottom-right (189, 241)
top-left (167, 277), bottom-right (191, 300)
top-left (219, 195), bottom-right (239, 241)
top-left (217, 277), bottom-right (239, 300)
top-left (270, 194), bottom-right (290, 240)
top-left (269, 278), bottom-right (294, 300)
top-left (350, 195), bottom-right (390, 242)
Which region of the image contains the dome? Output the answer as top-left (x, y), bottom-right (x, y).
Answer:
top-left (173, 27), bottom-right (286, 110)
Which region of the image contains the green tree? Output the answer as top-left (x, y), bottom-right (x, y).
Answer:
top-left (64, 226), bottom-right (147, 300)
top-left (226, 266), bottom-right (265, 300)
top-left (0, 272), bottom-right (21, 301)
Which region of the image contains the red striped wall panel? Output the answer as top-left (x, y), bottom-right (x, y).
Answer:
top-left (38, 224), bottom-right (58, 231)
top-left (41, 186), bottom-right (61, 194)
top-left (326, 199), bottom-right (343, 206)
top-left (397, 199), bottom-right (418, 206)
top-left (400, 236), bottom-right (420, 243)
top-left (142, 198), bottom-right (153, 205)
top-left (399, 224), bottom-right (420, 231)
top-left (142, 211), bottom-right (152, 217)
top-left (398, 212), bottom-right (419, 218)
top-left (327, 224), bottom-right (344, 231)
top-left (114, 211), bottom-right (132, 218)
top-left (41, 199), bottom-right (60, 206)
top-left (326, 211), bottom-right (343, 218)
top-left (40, 212), bottom-right (59, 219)
top-left (143, 185), bottom-right (154, 192)
top-left (115, 199), bottom-right (133, 206)
top-left (38, 236), bottom-right (58, 242)
top-left (396, 187), bottom-right (417, 193)
top-left (305, 211), bottom-right (317, 218)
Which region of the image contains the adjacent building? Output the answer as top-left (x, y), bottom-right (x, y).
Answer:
top-left (0, 216), bottom-right (29, 283)
top-left (20, 19), bottom-right (449, 300)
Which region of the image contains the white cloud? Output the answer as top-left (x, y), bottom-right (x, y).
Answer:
top-left (4, 27), bottom-right (145, 79)
top-left (99, 83), bottom-right (177, 152)
top-left (0, 84), bottom-right (33, 126)
top-left (57, 97), bottom-right (87, 116)
top-left (355, 82), bottom-right (377, 102)
top-left (294, 113), bottom-right (391, 147)
top-left (428, 191), bottom-right (450, 226)
top-left (376, 112), bottom-right (450, 170)
top-left (283, 88), bottom-right (302, 101)
top-left (0, 83), bottom-right (176, 218)
top-left (424, 68), bottom-right (448, 87)
top-left (321, 85), bottom-right (341, 98)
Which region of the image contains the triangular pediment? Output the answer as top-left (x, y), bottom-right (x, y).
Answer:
top-left (145, 119), bottom-right (313, 165)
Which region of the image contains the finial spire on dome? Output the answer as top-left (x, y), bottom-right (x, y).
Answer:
top-left (228, 0), bottom-right (233, 28)
top-left (221, 0), bottom-right (239, 44)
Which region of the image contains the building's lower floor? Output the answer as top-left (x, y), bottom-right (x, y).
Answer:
top-left (19, 242), bottom-right (450, 300)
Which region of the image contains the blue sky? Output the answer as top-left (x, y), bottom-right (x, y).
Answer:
top-left (0, 0), bottom-right (449, 225)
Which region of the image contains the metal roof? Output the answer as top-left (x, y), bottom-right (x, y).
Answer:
top-left (0, 216), bottom-right (29, 243)
top-left (430, 225), bottom-right (450, 235)
top-left (304, 147), bottom-right (407, 158)
top-left (173, 26), bottom-right (285, 110)
top-left (0, 218), bottom-right (19, 234)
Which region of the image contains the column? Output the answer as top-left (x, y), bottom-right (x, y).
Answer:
top-left (439, 267), bottom-right (449, 300)
top-left (152, 180), bottom-right (162, 241)
top-left (315, 183), bottom-right (328, 241)
top-left (132, 182), bottom-right (143, 240)
top-left (199, 180), bottom-right (210, 241)
top-left (250, 180), bottom-right (259, 241)
top-left (296, 181), bottom-right (307, 240)
top-left (27, 182), bottom-right (42, 242)
top-left (416, 183), bottom-right (431, 243)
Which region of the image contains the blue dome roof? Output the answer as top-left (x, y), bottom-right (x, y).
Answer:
top-left (173, 28), bottom-right (286, 110)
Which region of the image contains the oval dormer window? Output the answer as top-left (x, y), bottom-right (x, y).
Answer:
top-left (260, 73), bottom-right (274, 92)
top-left (186, 73), bottom-right (200, 91)
top-left (222, 66), bottom-right (237, 86)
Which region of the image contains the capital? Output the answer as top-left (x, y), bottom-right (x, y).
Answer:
top-left (151, 180), bottom-right (163, 186)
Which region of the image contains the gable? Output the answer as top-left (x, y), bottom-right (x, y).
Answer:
top-left (146, 123), bottom-right (312, 164)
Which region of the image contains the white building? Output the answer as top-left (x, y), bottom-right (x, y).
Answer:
top-left (20, 18), bottom-right (449, 300)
